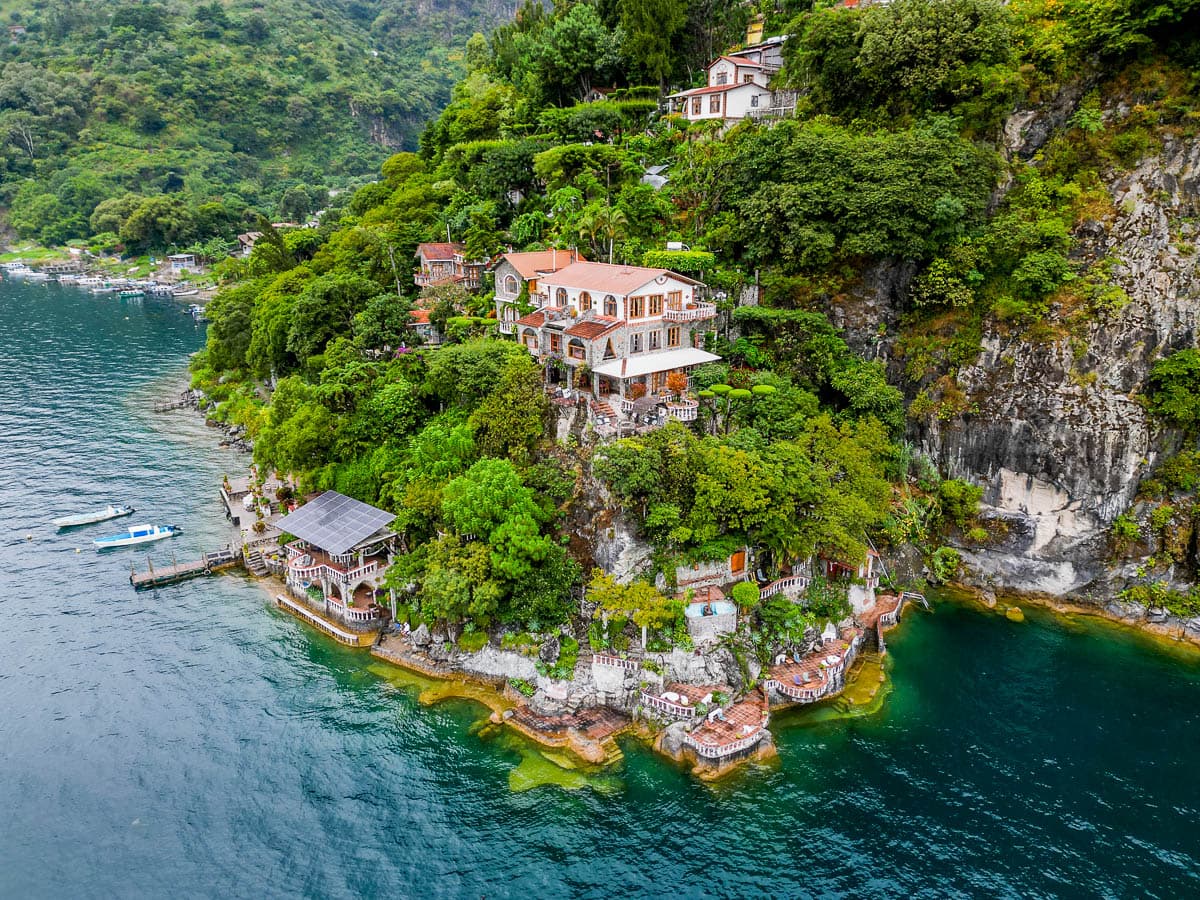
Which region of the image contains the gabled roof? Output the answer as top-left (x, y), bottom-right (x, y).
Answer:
top-left (670, 82), bottom-right (766, 98)
top-left (709, 54), bottom-right (763, 69)
top-left (278, 491), bottom-right (395, 556)
top-left (415, 242), bottom-right (463, 261)
top-left (494, 248), bottom-right (585, 279)
top-left (541, 261), bottom-right (702, 295)
top-left (409, 308), bottom-right (432, 325)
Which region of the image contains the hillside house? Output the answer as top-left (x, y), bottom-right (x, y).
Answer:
top-left (669, 50), bottom-right (796, 125)
top-left (278, 491), bottom-right (398, 631)
top-left (512, 260), bottom-right (720, 420)
top-left (492, 248), bottom-right (584, 335)
top-left (408, 306), bottom-right (441, 346)
top-left (414, 242), bottom-right (485, 290)
top-left (237, 231), bottom-right (262, 257)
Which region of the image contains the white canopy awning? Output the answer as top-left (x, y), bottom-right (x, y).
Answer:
top-left (591, 348), bottom-right (721, 380)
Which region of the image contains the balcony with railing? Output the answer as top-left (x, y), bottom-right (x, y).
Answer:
top-left (662, 301), bottom-right (717, 322)
top-left (665, 398), bottom-right (699, 422)
top-left (760, 573), bottom-right (811, 599)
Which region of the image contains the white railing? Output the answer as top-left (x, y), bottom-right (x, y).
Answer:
top-left (665, 399), bottom-right (699, 422)
top-left (641, 692), bottom-right (699, 720)
top-left (682, 729), bottom-right (763, 759)
top-left (760, 574), bottom-right (811, 599)
top-left (765, 678), bottom-right (828, 703)
top-left (593, 653), bottom-right (640, 673)
top-left (662, 301), bottom-right (717, 322)
top-left (325, 594), bottom-right (380, 623)
top-left (879, 595), bottom-right (905, 628)
top-left (615, 398), bottom-right (634, 418)
top-left (498, 321), bottom-right (516, 335)
top-left (335, 561), bottom-right (378, 585)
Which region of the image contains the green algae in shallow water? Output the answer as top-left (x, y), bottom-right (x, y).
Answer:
top-left (498, 731), bottom-right (623, 794)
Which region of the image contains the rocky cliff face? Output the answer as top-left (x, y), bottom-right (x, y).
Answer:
top-left (838, 88), bottom-right (1200, 605)
top-left (925, 132), bottom-right (1200, 599)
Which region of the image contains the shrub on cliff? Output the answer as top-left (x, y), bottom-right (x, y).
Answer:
top-left (1146, 349), bottom-right (1200, 433)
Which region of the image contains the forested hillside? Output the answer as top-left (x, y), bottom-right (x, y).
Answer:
top-left (0, 0), bottom-right (515, 249)
top-left (190, 0), bottom-right (1200, 635)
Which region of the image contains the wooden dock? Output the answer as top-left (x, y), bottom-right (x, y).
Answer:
top-left (129, 547), bottom-right (241, 590)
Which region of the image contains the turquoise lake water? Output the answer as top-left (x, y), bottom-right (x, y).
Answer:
top-left (2, 278), bottom-right (1199, 898)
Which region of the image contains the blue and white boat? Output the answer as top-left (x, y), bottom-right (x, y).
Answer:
top-left (93, 523), bottom-right (182, 549)
top-left (53, 504), bottom-right (136, 528)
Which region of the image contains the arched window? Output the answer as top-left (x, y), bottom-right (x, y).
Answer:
top-left (503, 274), bottom-right (519, 295)
top-left (603, 294), bottom-right (617, 317)
top-left (556, 287), bottom-right (568, 307)
top-left (579, 291), bottom-right (592, 312)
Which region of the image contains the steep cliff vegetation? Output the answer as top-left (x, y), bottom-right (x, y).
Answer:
top-left (0, 0), bottom-right (514, 249)
top-left (191, 0), bottom-right (1200, 637)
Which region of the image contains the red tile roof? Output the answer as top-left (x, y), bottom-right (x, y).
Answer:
top-left (542, 260), bottom-right (702, 294)
top-left (709, 54), bottom-right (764, 69)
top-left (409, 309), bottom-right (431, 325)
top-left (497, 248), bottom-right (585, 279)
top-left (564, 317), bottom-right (622, 339)
top-left (514, 311), bottom-right (547, 328)
top-left (415, 242), bottom-right (463, 261)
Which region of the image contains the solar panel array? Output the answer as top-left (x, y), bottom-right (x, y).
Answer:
top-left (278, 491), bottom-right (395, 556)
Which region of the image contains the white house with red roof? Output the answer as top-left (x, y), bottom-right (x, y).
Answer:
top-left (511, 260), bottom-right (720, 419)
top-left (669, 50), bottom-right (795, 125)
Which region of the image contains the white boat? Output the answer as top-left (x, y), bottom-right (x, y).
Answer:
top-left (7, 265), bottom-right (33, 278)
top-left (25, 271), bottom-right (50, 281)
top-left (93, 523), bottom-right (182, 549)
top-left (77, 276), bottom-right (102, 287)
top-left (91, 285), bottom-right (117, 294)
top-left (173, 289), bottom-right (200, 297)
top-left (58, 274), bottom-right (79, 284)
top-left (53, 504), bottom-right (136, 528)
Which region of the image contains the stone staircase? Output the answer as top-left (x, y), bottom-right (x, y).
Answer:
top-left (243, 547), bottom-right (269, 577)
top-left (598, 736), bottom-right (624, 768)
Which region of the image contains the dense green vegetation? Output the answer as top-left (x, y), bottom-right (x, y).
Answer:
top-left (189, 0), bottom-right (1200, 642)
top-left (0, 0), bottom-right (512, 250)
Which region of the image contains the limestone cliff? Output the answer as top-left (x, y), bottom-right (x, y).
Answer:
top-left (840, 78), bottom-right (1200, 612)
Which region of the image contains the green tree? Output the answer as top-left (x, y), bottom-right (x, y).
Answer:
top-left (620, 0), bottom-right (687, 87)
top-left (469, 355), bottom-right (549, 463)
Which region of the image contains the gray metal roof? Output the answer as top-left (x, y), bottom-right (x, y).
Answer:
top-left (277, 491), bottom-right (395, 556)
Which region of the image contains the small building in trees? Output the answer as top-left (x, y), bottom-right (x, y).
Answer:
top-left (669, 49), bottom-right (795, 125)
top-left (167, 253), bottom-right (196, 273)
top-left (237, 231), bottom-right (262, 257)
top-left (414, 242), bottom-right (486, 290)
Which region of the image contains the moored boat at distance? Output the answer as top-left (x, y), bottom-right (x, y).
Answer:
top-left (53, 504), bottom-right (136, 528)
top-left (173, 288), bottom-right (200, 297)
top-left (118, 289), bottom-right (144, 299)
top-left (93, 523), bottom-right (182, 549)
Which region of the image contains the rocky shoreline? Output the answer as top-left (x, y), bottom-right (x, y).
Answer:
top-left (947, 580), bottom-right (1200, 650)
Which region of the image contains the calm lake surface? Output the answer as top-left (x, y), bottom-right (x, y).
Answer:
top-left (2, 278), bottom-right (1199, 898)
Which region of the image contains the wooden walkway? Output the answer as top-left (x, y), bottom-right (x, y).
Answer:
top-left (129, 547), bottom-right (240, 589)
